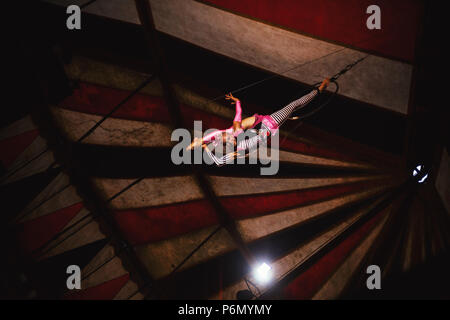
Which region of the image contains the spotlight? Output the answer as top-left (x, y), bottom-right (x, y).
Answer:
top-left (412, 164), bottom-right (428, 184)
top-left (253, 262), bottom-right (272, 284)
top-left (412, 165), bottom-right (421, 177)
top-left (418, 174), bottom-right (428, 184)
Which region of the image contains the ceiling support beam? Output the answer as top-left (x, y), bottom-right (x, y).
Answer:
top-left (134, 0), bottom-right (256, 295)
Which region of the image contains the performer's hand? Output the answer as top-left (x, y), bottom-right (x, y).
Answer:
top-left (225, 93), bottom-right (240, 104)
top-left (319, 78), bottom-right (330, 92)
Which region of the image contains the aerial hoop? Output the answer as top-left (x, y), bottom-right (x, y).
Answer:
top-left (281, 55), bottom-right (368, 144)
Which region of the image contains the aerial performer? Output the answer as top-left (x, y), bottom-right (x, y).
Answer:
top-left (187, 78), bottom-right (330, 165)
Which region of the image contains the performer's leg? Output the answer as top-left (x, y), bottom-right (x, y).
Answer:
top-left (270, 90), bottom-right (318, 127)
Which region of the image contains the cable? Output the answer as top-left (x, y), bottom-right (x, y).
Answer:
top-left (243, 277), bottom-right (261, 299)
top-left (258, 186), bottom-right (404, 299)
top-left (76, 75), bottom-right (156, 142)
top-left (1, 147), bottom-right (50, 182)
top-left (209, 46), bottom-right (351, 103)
top-left (2, 73), bottom-right (155, 184)
top-left (5, 13), bottom-right (395, 181)
top-left (202, 22), bottom-right (410, 140)
top-left (280, 80), bottom-right (339, 147)
top-left (10, 17), bottom-right (397, 299)
top-left (14, 74), bottom-right (156, 267)
top-left (93, 13), bottom-right (410, 301)
top-left (80, 0), bottom-right (98, 9)
top-left (244, 277), bottom-right (255, 296)
top-left (279, 53), bottom-right (368, 145)
top-left (7, 75), bottom-right (155, 230)
top-left (2, 0), bottom-right (103, 182)
top-left (124, 226), bottom-right (222, 300)
top-left (81, 243), bottom-right (115, 281)
top-left (12, 182), bottom-right (71, 224)
top-left (246, 278), bottom-right (262, 297)
top-left (150, 225), bottom-right (223, 299)
top-left (208, 29), bottom-right (379, 104)
top-left (32, 176), bottom-right (145, 258)
top-left (7, 49), bottom-right (365, 247)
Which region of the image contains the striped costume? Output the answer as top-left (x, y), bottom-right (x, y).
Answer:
top-left (205, 89), bottom-right (319, 165)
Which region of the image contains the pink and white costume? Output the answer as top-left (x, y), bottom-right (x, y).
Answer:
top-left (204, 89), bottom-right (320, 165)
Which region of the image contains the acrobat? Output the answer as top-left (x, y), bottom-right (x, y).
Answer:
top-left (187, 78), bottom-right (330, 166)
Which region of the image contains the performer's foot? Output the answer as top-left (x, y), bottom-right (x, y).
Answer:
top-left (319, 78), bottom-right (330, 92)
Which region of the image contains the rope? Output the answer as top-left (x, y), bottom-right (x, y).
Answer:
top-left (244, 277), bottom-right (261, 298)
top-left (210, 46), bottom-right (350, 102)
top-left (330, 55), bottom-right (369, 82)
top-left (209, 29), bottom-right (379, 104)
top-left (3, 41), bottom-right (367, 182)
top-left (5, 75), bottom-right (155, 224)
top-left (280, 81), bottom-right (339, 146)
top-left (76, 75), bottom-right (156, 142)
top-left (1, 74), bottom-right (155, 182)
top-left (33, 176), bottom-right (145, 258)
top-left (80, 0), bottom-right (98, 9)
top-left (279, 54), bottom-right (368, 146)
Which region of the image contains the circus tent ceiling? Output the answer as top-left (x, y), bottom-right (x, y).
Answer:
top-left (46, 0), bottom-right (423, 115)
top-left (1, 0), bottom-right (449, 300)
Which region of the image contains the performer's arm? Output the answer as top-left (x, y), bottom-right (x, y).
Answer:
top-left (234, 100), bottom-right (242, 122)
top-left (226, 93), bottom-right (242, 132)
